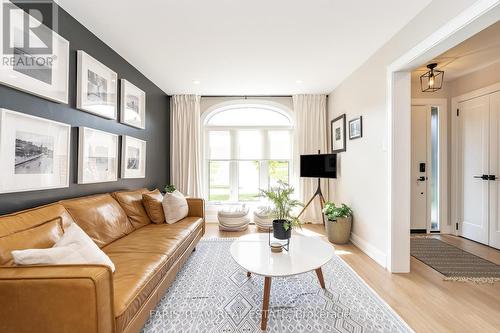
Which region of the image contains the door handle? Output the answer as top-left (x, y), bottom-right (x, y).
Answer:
top-left (417, 176), bottom-right (426, 181)
top-left (474, 175), bottom-right (489, 180)
top-left (489, 175), bottom-right (497, 181)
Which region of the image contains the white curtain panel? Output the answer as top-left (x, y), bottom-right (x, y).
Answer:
top-left (293, 94), bottom-right (329, 224)
top-left (170, 95), bottom-right (203, 197)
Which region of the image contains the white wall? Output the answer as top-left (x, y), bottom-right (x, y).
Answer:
top-left (327, 0), bottom-right (488, 267)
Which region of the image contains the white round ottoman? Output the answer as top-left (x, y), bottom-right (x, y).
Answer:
top-left (253, 206), bottom-right (274, 231)
top-left (218, 205), bottom-right (250, 231)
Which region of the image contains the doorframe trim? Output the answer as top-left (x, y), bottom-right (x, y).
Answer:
top-left (411, 98), bottom-right (449, 234)
top-left (386, 0), bottom-right (500, 273)
top-left (451, 81), bottom-right (500, 236)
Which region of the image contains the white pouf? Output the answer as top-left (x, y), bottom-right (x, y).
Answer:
top-left (218, 205), bottom-right (250, 231)
top-left (253, 206), bottom-right (274, 230)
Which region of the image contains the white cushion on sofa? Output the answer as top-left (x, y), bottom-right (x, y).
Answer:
top-left (11, 223), bottom-right (115, 272)
top-left (162, 190), bottom-right (189, 224)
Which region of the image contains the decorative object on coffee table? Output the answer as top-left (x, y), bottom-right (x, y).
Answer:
top-left (323, 201), bottom-right (353, 244)
top-left (230, 234), bottom-right (334, 330)
top-left (218, 205), bottom-right (250, 231)
top-left (259, 181), bottom-right (302, 240)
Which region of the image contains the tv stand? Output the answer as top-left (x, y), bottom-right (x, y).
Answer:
top-left (297, 178), bottom-right (326, 225)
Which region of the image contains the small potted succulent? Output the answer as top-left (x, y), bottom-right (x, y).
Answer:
top-left (260, 181), bottom-right (303, 240)
top-left (323, 202), bottom-right (353, 244)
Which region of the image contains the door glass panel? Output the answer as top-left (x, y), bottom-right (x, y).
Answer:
top-left (269, 161), bottom-right (289, 187)
top-left (238, 161), bottom-right (260, 201)
top-left (430, 106), bottom-right (439, 231)
top-left (209, 161), bottom-right (230, 201)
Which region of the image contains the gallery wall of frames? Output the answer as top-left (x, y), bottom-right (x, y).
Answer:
top-left (0, 3), bottom-right (170, 214)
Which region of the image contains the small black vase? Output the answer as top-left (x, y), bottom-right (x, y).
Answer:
top-left (273, 219), bottom-right (291, 240)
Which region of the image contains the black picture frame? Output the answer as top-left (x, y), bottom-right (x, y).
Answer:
top-left (330, 114), bottom-right (346, 153)
top-left (349, 116), bottom-right (363, 140)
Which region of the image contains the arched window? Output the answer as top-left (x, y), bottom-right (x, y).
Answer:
top-left (204, 104), bottom-right (293, 203)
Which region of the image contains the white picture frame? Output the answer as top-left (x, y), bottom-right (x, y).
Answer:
top-left (78, 127), bottom-right (118, 184)
top-left (120, 79), bottom-right (146, 129)
top-left (0, 109), bottom-right (70, 193)
top-left (77, 50), bottom-right (118, 119)
top-left (0, 2), bottom-right (69, 104)
top-left (121, 135), bottom-right (146, 178)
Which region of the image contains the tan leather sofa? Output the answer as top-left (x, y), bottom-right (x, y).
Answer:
top-left (0, 188), bottom-right (205, 333)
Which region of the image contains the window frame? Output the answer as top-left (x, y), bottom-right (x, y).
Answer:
top-left (203, 105), bottom-right (294, 204)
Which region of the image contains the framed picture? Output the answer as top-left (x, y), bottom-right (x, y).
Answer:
top-left (78, 127), bottom-right (118, 184)
top-left (0, 109), bottom-right (70, 193)
top-left (121, 136), bottom-right (146, 178)
top-left (0, 2), bottom-right (69, 103)
top-left (331, 114), bottom-right (346, 153)
top-left (120, 79), bottom-right (146, 129)
top-left (349, 116), bottom-right (363, 140)
top-left (77, 50), bottom-right (118, 119)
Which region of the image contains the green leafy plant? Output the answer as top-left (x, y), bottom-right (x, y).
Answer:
top-left (164, 184), bottom-right (176, 193)
top-left (323, 202), bottom-right (353, 222)
top-left (259, 181), bottom-right (303, 230)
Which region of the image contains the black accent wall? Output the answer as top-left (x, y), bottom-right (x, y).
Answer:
top-left (0, 3), bottom-right (170, 215)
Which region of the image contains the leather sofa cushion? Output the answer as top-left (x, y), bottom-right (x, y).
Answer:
top-left (142, 189), bottom-right (165, 224)
top-left (0, 218), bottom-right (63, 266)
top-left (103, 217), bottom-right (203, 256)
top-left (112, 188), bottom-right (151, 229)
top-left (106, 218), bottom-right (203, 332)
top-left (60, 194), bottom-right (135, 248)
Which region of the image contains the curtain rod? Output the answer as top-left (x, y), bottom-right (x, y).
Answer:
top-left (200, 95), bottom-right (329, 98)
top-left (201, 95), bottom-right (292, 98)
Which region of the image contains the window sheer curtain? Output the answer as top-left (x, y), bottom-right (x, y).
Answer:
top-left (293, 94), bottom-right (329, 223)
top-left (170, 95), bottom-right (203, 197)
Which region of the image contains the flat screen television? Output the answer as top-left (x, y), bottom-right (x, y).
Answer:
top-left (300, 153), bottom-right (337, 179)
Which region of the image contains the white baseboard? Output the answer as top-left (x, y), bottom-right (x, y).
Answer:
top-left (350, 232), bottom-right (387, 268)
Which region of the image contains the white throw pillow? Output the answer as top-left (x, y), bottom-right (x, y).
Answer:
top-left (162, 190), bottom-right (188, 224)
top-left (11, 223), bottom-right (115, 272)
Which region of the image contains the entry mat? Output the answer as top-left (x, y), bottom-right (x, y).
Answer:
top-left (410, 237), bottom-right (500, 283)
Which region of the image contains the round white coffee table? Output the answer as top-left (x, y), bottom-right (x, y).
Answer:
top-left (230, 233), bottom-right (334, 330)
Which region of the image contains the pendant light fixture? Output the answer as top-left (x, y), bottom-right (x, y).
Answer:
top-left (420, 63), bottom-right (444, 92)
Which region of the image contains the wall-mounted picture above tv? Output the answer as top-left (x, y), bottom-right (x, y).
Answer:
top-left (300, 153), bottom-right (337, 179)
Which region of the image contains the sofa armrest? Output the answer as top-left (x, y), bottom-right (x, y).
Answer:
top-left (186, 198), bottom-right (205, 234)
top-left (0, 265), bottom-right (115, 333)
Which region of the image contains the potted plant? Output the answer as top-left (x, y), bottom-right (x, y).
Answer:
top-left (260, 181), bottom-right (303, 240)
top-left (323, 202), bottom-right (353, 244)
top-left (164, 184), bottom-right (176, 193)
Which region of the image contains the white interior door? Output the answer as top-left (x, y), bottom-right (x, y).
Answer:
top-left (489, 91), bottom-right (500, 249)
top-left (458, 95), bottom-right (489, 244)
top-left (411, 105), bottom-right (429, 230)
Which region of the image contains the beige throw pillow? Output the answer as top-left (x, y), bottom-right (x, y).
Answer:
top-left (142, 189), bottom-right (165, 224)
top-left (162, 190), bottom-right (188, 224)
top-left (11, 223), bottom-right (115, 272)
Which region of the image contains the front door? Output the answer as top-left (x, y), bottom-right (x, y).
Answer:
top-left (411, 105), bottom-right (429, 231)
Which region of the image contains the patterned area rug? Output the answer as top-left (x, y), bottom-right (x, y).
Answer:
top-left (410, 237), bottom-right (500, 283)
top-left (142, 238), bottom-right (412, 333)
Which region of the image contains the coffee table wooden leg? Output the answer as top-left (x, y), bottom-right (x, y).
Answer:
top-left (247, 271), bottom-right (251, 277)
top-left (261, 276), bottom-right (272, 330)
top-left (315, 267), bottom-right (325, 289)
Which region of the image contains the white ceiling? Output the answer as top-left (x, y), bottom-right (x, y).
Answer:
top-left (413, 21), bottom-right (500, 82)
top-left (56, 0), bottom-right (432, 95)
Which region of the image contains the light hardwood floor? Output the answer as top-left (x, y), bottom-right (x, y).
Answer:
top-left (203, 223), bottom-right (500, 333)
